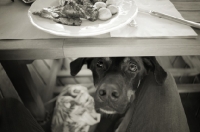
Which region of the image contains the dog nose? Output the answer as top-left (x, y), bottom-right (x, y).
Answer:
top-left (111, 90), bottom-right (120, 100)
top-left (98, 86), bottom-right (120, 101)
top-left (98, 89), bottom-right (106, 101)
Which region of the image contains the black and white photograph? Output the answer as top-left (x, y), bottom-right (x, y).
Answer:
top-left (0, 0), bottom-right (200, 132)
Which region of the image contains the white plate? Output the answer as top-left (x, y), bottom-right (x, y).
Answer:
top-left (22, 0), bottom-right (35, 4)
top-left (28, 0), bottom-right (138, 37)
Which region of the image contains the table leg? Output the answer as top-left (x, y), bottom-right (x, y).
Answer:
top-left (1, 60), bottom-right (46, 121)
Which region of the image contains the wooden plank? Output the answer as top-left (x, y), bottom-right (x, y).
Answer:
top-left (0, 40), bottom-right (64, 60)
top-left (156, 56), bottom-right (174, 69)
top-left (168, 68), bottom-right (200, 76)
top-left (43, 60), bottom-right (53, 69)
top-left (43, 59), bottom-right (63, 103)
top-left (1, 61), bottom-right (46, 120)
top-left (27, 64), bottom-right (46, 99)
top-left (179, 11), bottom-right (200, 22)
top-left (63, 37), bottom-right (200, 57)
top-left (175, 56), bottom-right (189, 68)
top-left (177, 84), bottom-right (200, 93)
top-left (182, 56), bottom-right (195, 68)
top-left (0, 64), bottom-right (21, 101)
top-left (0, 36), bottom-right (200, 60)
top-left (62, 58), bottom-right (73, 70)
top-left (182, 56), bottom-right (200, 71)
top-left (173, 2), bottom-right (200, 10)
top-left (32, 60), bottom-right (51, 85)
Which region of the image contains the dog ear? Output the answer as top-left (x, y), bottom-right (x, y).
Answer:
top-left (70, 58), bottom-right (87, 76)
top-left (70, 58), bottom-right (93, 76)
top-left (142, 57), bottom-right (167, 85)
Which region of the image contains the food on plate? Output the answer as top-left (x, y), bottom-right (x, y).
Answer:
top-left (32, 5), bottom-right (82, 26)
top-left (32, 0), bottom-right (119, 25)
top-left (59, 0), bottom-right (66, 6)
top-left (92, 0), bottom-right (106, 4)
top-left (98, 4), bottom-right (118, 20)
top-left (94, 2), bottom-right (106, 10)
top-left (61, 1), bottom-right (98, 21)
top-left (22, 0), bottom-right (35, 4)
top-left (33, 0), bottom-right (98, 26)
top-left (98, 7), bottom-right (112, 20)
top-left (107, 5), bottom-right (118, 15)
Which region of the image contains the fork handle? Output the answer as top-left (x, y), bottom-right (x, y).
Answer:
top-left (151, 11), bottom-right (200, 29)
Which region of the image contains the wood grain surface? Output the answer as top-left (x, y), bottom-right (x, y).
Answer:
top-left (63, 34), bottom-right (200, 57)
top-left (0, 40), bottom-right (64, 60)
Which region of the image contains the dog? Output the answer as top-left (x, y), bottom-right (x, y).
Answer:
top-left (70, 57), bottom-right (167, 131)
top-left (70, 57), bottom-right (167, 114)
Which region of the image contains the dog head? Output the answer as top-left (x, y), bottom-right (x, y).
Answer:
top-left (70, 57), bottom-right (167, 114)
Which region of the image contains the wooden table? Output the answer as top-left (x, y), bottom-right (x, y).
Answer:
top-left (0, 0), bottom-right (200, 124)
top-left (0, 0), bottom-right (200, 60)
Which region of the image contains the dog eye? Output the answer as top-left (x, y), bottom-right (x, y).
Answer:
top-left (129, 63), bottom-right (137, 72)
top-left (96, 60), bottom-right (104, 68)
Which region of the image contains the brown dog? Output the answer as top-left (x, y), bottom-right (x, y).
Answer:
top-left (70, 57), bottom-right (167, 115)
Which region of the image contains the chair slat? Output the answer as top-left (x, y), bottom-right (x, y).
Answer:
top-left (168, 68), bottom-right (200, 77)
top-left (178, 84), bottom-right (200, 93)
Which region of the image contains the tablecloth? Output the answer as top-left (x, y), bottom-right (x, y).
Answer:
top-left (110, 0), bottom-right (197, 38)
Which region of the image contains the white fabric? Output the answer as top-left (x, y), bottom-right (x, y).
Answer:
top-left (51, 85), bottom-right (101, 132)
top-left (110, 0), bottom-right (197, 38)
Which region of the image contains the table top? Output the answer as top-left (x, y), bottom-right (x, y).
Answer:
top-left (0, 0), bottom-right (200, 60)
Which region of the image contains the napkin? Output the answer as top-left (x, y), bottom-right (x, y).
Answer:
top-left (110, 0), bottom-right (197, 38)
top-left (51, 85), bottom-right (101, 132)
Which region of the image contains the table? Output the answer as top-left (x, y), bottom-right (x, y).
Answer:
top-left (0, 0), bottom-right (200, 124)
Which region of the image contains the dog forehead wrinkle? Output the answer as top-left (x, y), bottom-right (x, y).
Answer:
top-left (123, 57), bottom-right (130, 63)
top-left (100, 79), bottom-right (124, 91)
top-left (123, 57), bottom-right (141, 63)
top-left (129, 57), bottom-right (143, 63)
top-left (104, 57), bottom-right (110, 61)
